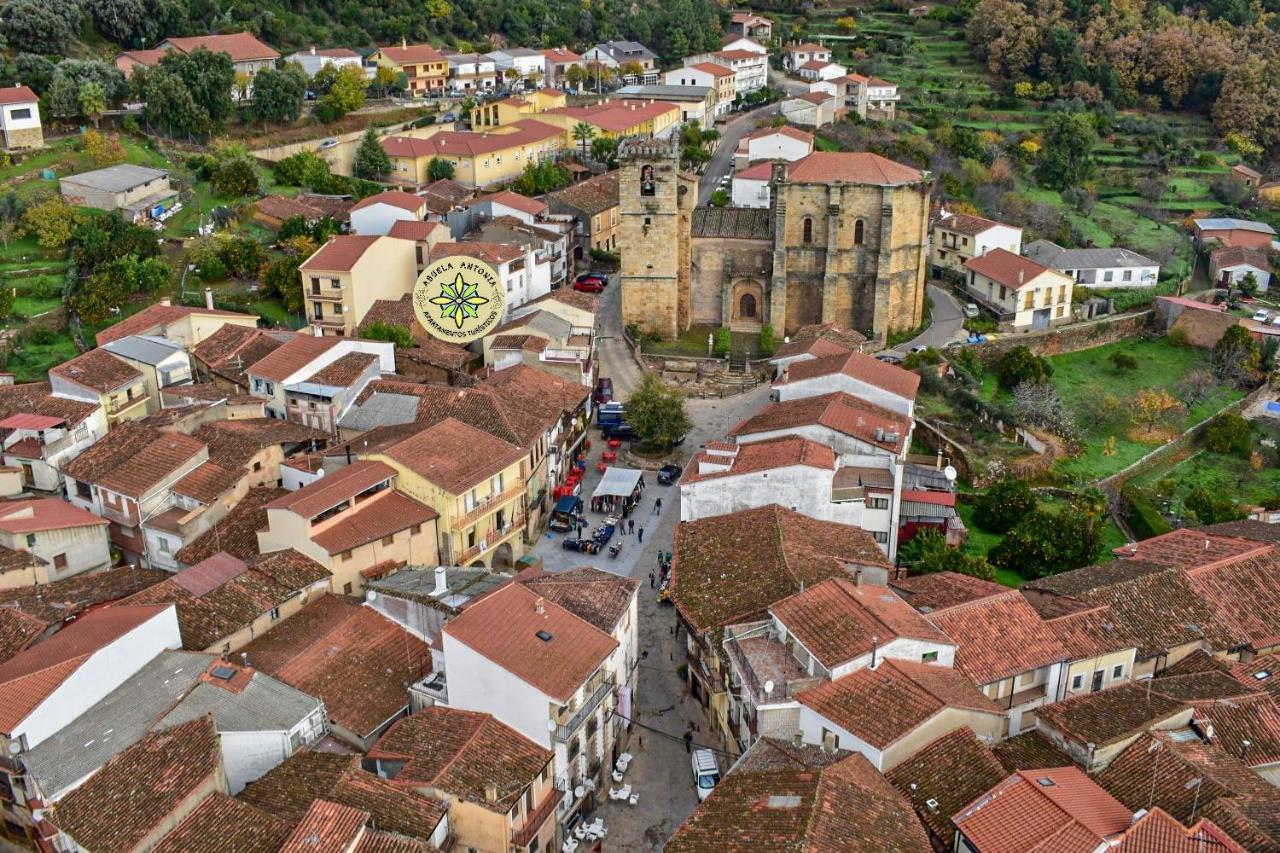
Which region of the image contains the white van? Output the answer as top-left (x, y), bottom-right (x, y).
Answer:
top-left (692, 749), bottom-right (720, 801)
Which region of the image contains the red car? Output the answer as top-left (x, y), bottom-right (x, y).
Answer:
top-left (576, 272), bottom-right (608, 286)
top-left (574, 278), bottom-right (605, 293)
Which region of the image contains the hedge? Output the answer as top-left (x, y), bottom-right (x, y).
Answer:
top-left (1121, 484), bottom-right (1174, 540)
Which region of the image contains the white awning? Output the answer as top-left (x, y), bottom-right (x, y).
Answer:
top-left (594, 467), bottom-right (644, 499)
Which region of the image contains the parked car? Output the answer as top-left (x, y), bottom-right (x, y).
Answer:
top-left (963, 302), bottom-right (980, 318)
top-left (574, 278), bottom-right (605, 293)
top-left (440, 112), bottom-right (457, 122)
top-left (1253, 309), bottom-right (1270, 322)
top-left (692, 749), bottom-right (720, 801)
top-left (910, 344), bottom-right (929, 353)
top-left (594, 377), bottom-right (613, 405)
top-left (577, 272), bottom-right (608, 286)
top-left (318, 139), bottom-right (339, 150)
top-left (597, 402), bottom-right (625, 428)
top-left (966, 333), bottom-right (988, 344)
top-left (876, 354), bottom-right (903, 365)
top-left (657, 464), bottom-right (683, 485)
top-left (602, 423), bottom-right (637, 441)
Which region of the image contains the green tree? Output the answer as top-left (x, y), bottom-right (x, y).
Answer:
top-left (590, 135), bottom-right (618, 164)
top-left (353, 128), bottom-right (392, 180)
top-left (46, 60), bottom-right (127, 120)
top-left (989, 506), bottom-right (1101, 579)
top-left (259, 235), bottom-right (317, 314)
top-left (211, 157), bottom-right (260, 198)
top-left (565, 65), bottom-right (586, 90)
top-left (362, 320), bottom-right (413, 348)
top-left (1203, 413), bottom-right (1252, 456)
top-left (252, 65), bottom-right (307, 125)
top-left (22, 197), bottom-right (80, 249)
top-left (1238, 272), bottom-right (1260, 297)
top-left (143, 48), bottom-right (235, 139)
top-left (274, 151), bottom-right (332, 188)
top-left (624, 373), bottom-right (692, 449)
top-left (2, 0), bottom-right (81, 54)
top-left (1035, 111), bottom-right (1097, 190)
top-left (1212, 323), bottom-right (1262, 384)
top-left (571, 121), bottom-right (596, 157)
top-left (996, 345), bottom-right (1053, 389)
top-left (709, 188), bottom-right (729, 207)
top-left (77, 81), bottom-right (108, 128)
top-left (80, 129), bottom-right (125, 167)
top-left (896, 528), bottom-right (995, 580)
top-left (321, 64), bottom-right (368, 117)
top-left (511, 161), bottom-right (571, 195)
top-left (136, 255), bottom-right (171, 292)
top-left (1185, 487), bottom-right (1246, 525)
top-left (428, 157), bottom-right (455, 181)
top-left (975, 476), bottom-right (1037, 533)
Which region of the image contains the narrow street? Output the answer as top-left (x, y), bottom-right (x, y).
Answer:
top-left (532, 277), bottom-right (770, 849)
top-left (697, 101), bottom-right (782, 206)
top-left (891, 283), bottom-right (966, 353)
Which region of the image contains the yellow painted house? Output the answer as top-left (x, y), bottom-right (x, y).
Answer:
top-left (537, 99), bottom-right (682, 142)
top-left (369, 43), bottom-right (449, 97)
top-left (470, 88), bottom-right (567, 129)
top-left (365, 417), bottom-right (530, 568)
top-left (382, 119), bottom-right (565, 188)
top-left (48, 349), bottom-right (152, 425)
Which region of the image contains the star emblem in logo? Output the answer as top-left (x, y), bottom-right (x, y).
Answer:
top-left (428, 272), bottom-right (490, 329)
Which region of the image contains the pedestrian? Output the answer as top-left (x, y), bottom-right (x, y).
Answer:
top-left (649, 570), bottom-right (655, 588)
top-left (653, 497), bottom-right (662, 515)
top-left (638, 527), bottom-right (644, 543)
top-left (629, 518), bottom-right (635, 534)
top-left (683, 731), bottom-right (693, 753)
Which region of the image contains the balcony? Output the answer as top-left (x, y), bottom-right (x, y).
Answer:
top-left (309, 285), bottom-right (345, 302)
top-left (1008, 683), bottom-right (1049, 708)
top-left (454, 483), bottom-right (525, 530)
top-left (552, 677), bottom-right (612, 742)
top-left (454, 514), bottom-right (524, 563)
top-left (723, 623), bottom-right (822, 705)
top-left (106, 395), bottom-right (148, 417)
top-left (310, 314), bottom-right (348, 329)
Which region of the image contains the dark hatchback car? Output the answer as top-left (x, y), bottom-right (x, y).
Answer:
top-left (594, 377), bottom-right (613, 405)
top-left (602, 423), bottom-right (637, 441)
top-left (657, 464), bottom-right (683, 485)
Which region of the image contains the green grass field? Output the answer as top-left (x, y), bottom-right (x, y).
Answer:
top-left (3, 330), bottom-right (78, 382)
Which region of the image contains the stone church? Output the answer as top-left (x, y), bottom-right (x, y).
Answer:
top-left (619, 138), bottom-right (931, 344)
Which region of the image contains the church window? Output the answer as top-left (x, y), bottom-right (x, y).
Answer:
top-left (854, 219), bottom-right (864, 245)
top-left (802, 217), bottom-right (813, 244)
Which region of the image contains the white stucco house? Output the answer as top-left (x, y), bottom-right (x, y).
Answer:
top-left (963, 248), bottom-right (1075, 330)
top-left (731, 162), bottom-right (771, 208)
top-left (931, 211), bottom-right (1023, 275)
top-left (0, 84), bottom-right (42, 151)
top-left (431, 241), bottom-right (551, 321)
top-left (1024, 240), bottom-right (1160, 288)
top-left (349, 190), bottom-right (429, 237)
top-left (771, 349), bottom-right (919, 418)
top-left (734, 125), bottom-right (813, 170)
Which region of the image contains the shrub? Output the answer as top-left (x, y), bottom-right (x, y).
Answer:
top-left (27, 326), bottom-right (58, 345)
top-left (1121, 485), bottom-right (1173, 540)
top-left (975, 477), bottom-right (1037, 533)
top-left (759, 324), bottom-right (776, 356)
top-left (712, 327), bottom-right (731, 357)
top-left (1203, 413), bottom-right (1252, 456)
top-left (996, 345), bottom-right (1053, 389)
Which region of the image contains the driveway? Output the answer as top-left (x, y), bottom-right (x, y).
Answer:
top-left (697, 102), bottom-right (781, 206)
top-left (885, 283), bottom-right (967, 355)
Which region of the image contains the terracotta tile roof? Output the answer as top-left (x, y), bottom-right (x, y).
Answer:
top-left (1114, 528), bottom-right (1269, 569)
top-left (153, 792), bottom-right (291, 853)
top-left (383, 120), bottom-right (563, 159)
top-left (490, 333), bottom-right (547, 352)
top-left (1097, 731), bottom-right (1280, 850)
top-left (386, 219), bottom-right (442, 241)
top-left (280, 799), bottom-right (368, 853)
top-left (716, 47), bottom-right (766, 60)
top-left (119, 550), bottom-right (329, 651)
top-left (1037, 682), bottom-right (1190, 750)
top-left (351, 190), bottom-right (427, 215)
top-left (937, 212), bottom-right (1012, 236)
top-left (680, 436), bottom-right (835, 485)
top-left (1113, 807), bottom-right (1246, 853)
top-left (239, 750), bottom-right (448, 840)
top-left (480, 363), bottom-right (589, 418)
top-left (430, 239), bottom-right (524, 266)
top-left (378, 417), bottom-right (526, 495)
top-left (1184, 551), bottom-right (1280, 652)
top-left (176, 486), bottom-right (286, 564)
top-left (52, 716), bottom-right (222, 853)
top-left (95, 302), bottom-right (254, 346)
top-left (0, 604), bottom-right (171, 732)
top-left (49, 348), bottom-right (142, 393)
top-left (688, 61), bottom-right (734, 77)
top-left (797, 658), bottom-right (1000, 749)
top-left (240, 596), bottom-right (430, 737)
top-left (420, 178), bottom-right (473, 214)
top-left (667, 745), bottom-right (931, 852)
top-left (793, 89), bottom-right (833, 104)
top-left (925, 591), bottom-right (1068, 685)
top-left (769, 322), bottom-right (866, 360)
top-left (885, 728), bottom-right (1009, 847)
top-left (779, 349), bottom-right (921, 402)
top-left (953, 767), bottom-right (1134, 853)
top-left (689, 206), bottom-right (773, 239)
top-left (528, 287), bottom-right (600, 315)
top-left (1151, 669), bottom-right (1260, 703)
top-left (0, 381), bottom-right (99, 430)
top-left (192, 325), bottom-right (292, 387)
top-left (355, 832), bottom-right (434, 853)
top-left (964, 247), bottom-right (1061, 290)
top-left (468, 189), bottom-right (547, 217)
top-left (0, 85), bottom-right (37, 104)
top-left (171, 461), bottom-right (241, 504)
top-left (730, 391), bottom-right (912, 454)
top-left (544, 46), bottom-right (582, 62)
top-left (770, 577), bottom-right (950, 670)
top-left (672, 504), bottom-right (892, 635)
top-left (163, 32), bottom-right (279, 61)
top-left (1211, 244), bottom-right (1271, 271)
top-left (742, 124), bottom-right (814, 146)
top-left (311, 490), bottom-right (438, 555)
top-left (0, 607), bottom-right (46, 665)
top-left (1193, 693), bottom-right (1280, 767)
top-left (0, 498), bottom-right (108, 533)
top-left (547, 171), bottom-right (619, 217)
top-left (788, 42), bottom-right (828, 53)
top-left (368, 706), bottom-right (552, 813)
top-left (198, 416), bottom-right (328, 449)
top-left (786, 151), bottom-right (922, 186)
top-left (0, 564), bottom-right (167, 623)
top-left (992, 730), bottom-right (1077, 772)
top-left (256, 194), bottom-right (334, 222)
top-left (62, 423), bottom-right (206, 498)
top-left (545, 101), bottom-right (678, 133)
top-left (1201, 520), bottom-right (1280, 543)
top-left (1045, 604), bottom-right (1140, 661)
top-left (303, 352), bottom-right (378, 387)
top-left (248, 335), bottom-right (343, 383)
top-left (735, 162), bottom-right (773, 180)
top-left (889, 571), bottom-right (1008, 613)
top-left (517, 567), bottom-right (637, 634)
top-left (302, 234), bottom-right (382, 272)
top-left (376, 43), bottom-right (445, 64)
top-left (443, 582), bottom-right (616, 702)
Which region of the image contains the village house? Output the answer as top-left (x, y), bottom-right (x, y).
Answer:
top-left (539, 99), bottom-right (683, 143)
top-left (469, 88), bottom-right (567, 129)
top-left (300, 234), bottom-right (418, 337)
top-left (729, 11), bottom-right (773, 42)
top-left (49, 348), bottom-right (152, 425)
top-left (1210, 244), bottom-right (1273, 289)
top-left (1025, 239), bottom-right (1161, 288)
top-left (0, 394), bottom-right (106, 492)
top-left (443, 51), bottom-right (498, 93)
top-left (368, 706), bottom-right (560, 853)
top-left (253, 192), bottom-right (353, 230)
top-left (771, 348), bottom-right (919, 415)
top-left (963, 248), bottom-right (1075, 330)
top-left (583, 41), bottom-right (659, 78)
top-left (284, 45), bottom-right (363, 77)
top-left (766, 322), bottom-right (867, 376)
top-left (1043, 603), bottom-right (1140, 699)
top-left (842, 73), bottom-right (901, 121)
top-left (244, 334), bottom-right (395, 421)
top-left (60, 163), bottom-right (178, 223)
top-left (0, 499), bottom-right (110, 587)
top-left (783, 41), bottom-right (831, 72)
top-left (781, 91), bottom-right (839, 128)
top-left (257, 460), bottom-right (439, 595)
top-left (117, 32), bottom-right (279, 95)
top-left (734, 125), bottom-right (813, 170)
top-left (485, 47), bottom-right (546, 87)
top-left (470, 215), bottom-right (571, 292)
top-left (191, 325), bottom-right (294, 394)
top-left (1034, 681), bottom-right (1195, 772)
top-left (546, 171), bottom-right (620, 258)
top-left (100, 334), bottom-right (194, 399)
top-left (432, 240), bottom-right (552, 320)
top-left (662, 63), bottom-right (736, 118)
top-left (352, 296), bottom-right (478, 384)
top-left (369, 42), bottom-right (449, 96)
top-left (0, 85), bottom-right (41, 151)
top-left (348, 189), bottom-right (430, 236)
top-left (1193, 216), bottom-right (1277, 250)
top-left (94, 297), bottom-right (259, 347)
top-left (684, 46), bottom-right (769, 95)
top-left (383, 120), bottom-right (565, 188)
top-left (931, 212), bottom-right (1023, 276)
top-left (542, 47), bottom-right (584, 87)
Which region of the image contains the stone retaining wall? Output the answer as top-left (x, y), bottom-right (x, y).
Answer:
top-left (968, 311), bottom-right (1155, 364)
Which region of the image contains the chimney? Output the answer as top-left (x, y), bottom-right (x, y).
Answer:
top-left (534, 597), bottom-right (545, 614)
top-left (1017, 269), bottom-right (1024, 286)
top-left (484, 782), bottom-right (498, 803)
top-left (432, 566), bottom-right (448, 596)
top-left (854, 567), bottom-right (862, 587)
top-left (159, 297), bottom-right (171, 307)
top-left (401, 37), bottom-right (407, 49)
top-left (792, 731), bottom-right (803, 747)
top-left (204, 287), bottom-right (214, 310)
top-left (310, 45), bottom-right (316, 55)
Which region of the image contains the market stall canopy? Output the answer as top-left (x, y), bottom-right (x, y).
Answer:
top-left (594, 467), bottom-right (644, 500)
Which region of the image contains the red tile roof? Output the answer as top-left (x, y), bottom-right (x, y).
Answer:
top-left (430, 240), bottom-right (524, 266)
top-left (1113, 528), bottom-right (1269, 569)
top-left (688, 61), bottom-right (734, 77)
top-left (1045, 604), bottom-right (1140, 660)
top-left (778, 349), bottom-right (921, 402)
top-left (304, 351), bottom-right (378, 387)
top-left (953, 767), bottom-right (1135, 853)
top-left (680, 435), bottom-right (835, 485)
top-left (376, 44), bottom-right (445, 64)
top-left (383, 120), bottom-right (563, 159)
top-left (925, 591), bottom-right (1068, 685)
top-left (0, 413), bottom-right (65, 430)
top-left (153, 792), bottom-right (291, 853)
top-left (94, 302), bottom-right (254, 345)
top-left (742, 124), bottom-right (815, 146)
top-left (786, 151), bottom-right (923, 186)
top-left (0, 382), bottom-right (100, 431)
top-left (769, 577), bottom-right (950, 670)
top-left (938, 212), bottom-right (1012, 236)
top-left (467, 189), bottom-right (547, 217)
top-left (730, 391), bottom-right (912, 454)
top-left (890, 571), bottom-right (1008, 613)
top-left (351, 190), bottom-right (426, 214)
top-left (311, 490), bottom-right (438, 555)
top-left (52, 716), bottom-right (222, 853)
top-left (386, 219), bottom-right (443, 241)
top-left (176, 486), bottom-right (287, 565)
top-left (368, 706), bottom-right (551, 812)
top-left (544, 47), bottom-right (582, 62)
top-left (797, 658), bottom-right (1000, 749)
top-left (247, 334), bottom-right (343, 382)
top-left (1113, 807), bottom-right (1246, 853)
top-left (885, 728), bottom-right (1009, 848)
top-left (280, 799), bottom-right (369, 853)
top-left (62, 423), bottom-right (206, 498)
top-left (1036, 682), bottom-right (1190, 749)
top-left (0, 564), bottom-right (167, 623)
top-left (517, 566), bottom-right (637, 634)
top-left (0, 85), bottom-right (38, 105)
top-left (378, 417), bottom-right (526, 495)
top-left (1181, 552), bottom-right (1280, 651)
top-left (49, 348), bottom-right (142, 393)
top-left (768, 321), bottom-right (865, 360)
top-left (171, 461), bottom-right (241, 504)
top-left (443, 582), bottom-right (616, 702)
top-left (964, 248), bottom-right (1059, 290)
top-left (672, 504), bottom-right (891, 635)
top-left (545, 101), bottom-right (678, 133)
top-left (0, 498), bottom-right (108, 533)
top-left (301, 234), bottom-right (382, 272)
top-left (0, 607), bottom-right (46, 666)
top-left (163, 32), bottom-right (279, 61)
top-left (240, 596), bottom-right (429, 737)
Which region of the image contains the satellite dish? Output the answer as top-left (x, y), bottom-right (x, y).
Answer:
top-left (315, 468), bottom-right (325, 478)
top-left (574, 785), bottom-right (585, 799)
top-left (546, 719), bottom-right (558, 733)
top-left (365, 590), bottom-right (377, 602)
top-left (943, 465), bottom-right (957, 482)
top-left (7, 742), bottom-right (20, 754)
top-left (764, 680), bottom-right (775, 695)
